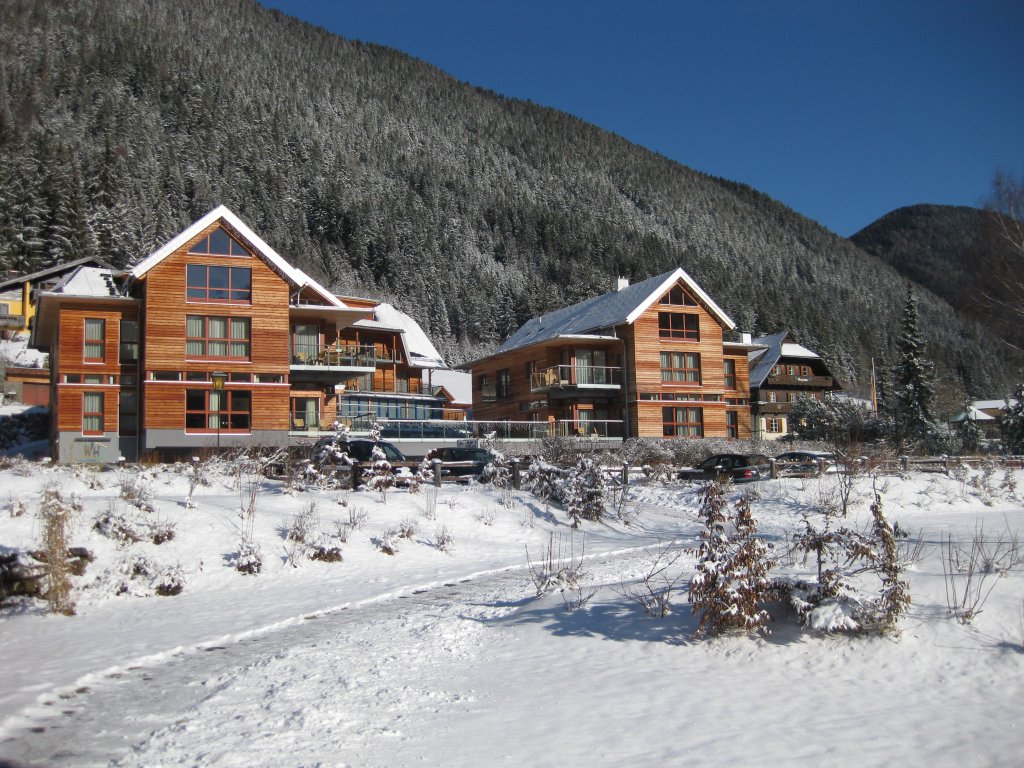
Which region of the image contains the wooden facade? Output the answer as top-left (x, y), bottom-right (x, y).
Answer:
top-left (469, 271), bottom-right (755, 440)
top-left (31, 207), bottom-right (456, 462)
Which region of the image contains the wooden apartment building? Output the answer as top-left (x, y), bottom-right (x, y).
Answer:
top-left (466, 270), bottom-right (756, 440)
top-left (30, 206), bottom-right (457, 462)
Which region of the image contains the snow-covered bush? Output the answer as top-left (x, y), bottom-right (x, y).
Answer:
top-left (118, 471), bottom-right (155, 514)
top-left (113, 556), bottom-right (186, 597)
top-left (234, 539), bottom-right (263, 575)
top-left (433, 525), bottom-right (455, 554)
top-left (363, 443), bottom-right (395, 503)
top-left (398, 517), bottom-right (418, 539)
top-left (522, 458), bottom-right (569, 503)
top-left (688, 484), bottom-right (776, 637)
top-left (564, 457), bottom-right (606, 528)
top-left (868, 491), bottom-right (910, 634)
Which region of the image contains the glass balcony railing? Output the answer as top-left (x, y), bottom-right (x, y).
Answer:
top-left (530, 365), bottom-right (621, 392)
top-left (291, 344), bottom-right (387, 368)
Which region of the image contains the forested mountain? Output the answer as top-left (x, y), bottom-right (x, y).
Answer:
top-left (0, 0), bottom-right (1014, 400)
top-left (852, 205), bottom-right (1024, 371)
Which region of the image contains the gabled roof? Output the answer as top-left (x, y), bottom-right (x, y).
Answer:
top-left (129, 205), bottom-right (347, 309)
top-left (748, 331), bottom-right (825, 388)
top-left (492, 268), bottom-right (734, 357)
top-left (0, 257), bottom-right (116, 291)
top-left (51, 266), bottom-right (125, 298)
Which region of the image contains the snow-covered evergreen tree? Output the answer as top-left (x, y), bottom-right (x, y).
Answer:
top-left (889, 285), bottom-right (938, 451)
top-left (958, 398), bottom-right (982, 454)
top-left (362, 422), bottom-right (395, 502)
top-left (564, 457), bottom-right (606, 528)
top-left (689, 484), bottom-right (776, 637)
top-left (1001, 383), bottom-right (1024, 455)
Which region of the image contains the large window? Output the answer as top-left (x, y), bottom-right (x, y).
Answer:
top-left (84, 319), bottom-right (105, 362)
top-left (724, 359), bottom-right (737, 390)
top-left (186, 264), bottom-right (252, 303)
top-left (291, 397), bottom-right (320, 431)
top-left (120, 320), bottom-right (139, 364)
top-left (663, 406), bottom-right (703, 437)
top-left (186, 316), bottom-right (250, 360)
top-left (661, 351), bottom-right (701, 384)
top-left (292, 324), bottom-right (320, 363)
top-left (83, 391), bottom-right (104, 434)
top-left (185, 389), bottom-right (252, 432)
top-left (658, 312), bottom-right (699, 340)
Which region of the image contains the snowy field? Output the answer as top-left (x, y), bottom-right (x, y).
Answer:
top-left (1, 454), bottom-right (1022, 767)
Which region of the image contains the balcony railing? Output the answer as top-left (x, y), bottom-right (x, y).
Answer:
top-left (530, 365), bottom-right (621, 392)
top-left (302, 418), bottom-right (624, 441)
top-left (766, 373), bottom-right (834, 388)
top-left (0, 314), bottom-right (25, 329)
top-left (291, 343), bottom-right (389, 368)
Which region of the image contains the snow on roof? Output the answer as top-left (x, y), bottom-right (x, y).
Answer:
top-left (0, 256), bottom-right (115, 291)
top-left (430, 369), bottom-right (472, 403)
top-left (51, 267), bottom-right (123, 298)
top-left (972, 399), bottom-right (1019, 411)
top-left (130, 206), bottom-right (347, 309)
top-left (493, 268), bottom-right (734, 357)
top-left (950, 406), bottom-right (996, 423)
top-left (780, 342), bottom-right (820, 359)
top-left (362, 302), bottom-right (446, 369)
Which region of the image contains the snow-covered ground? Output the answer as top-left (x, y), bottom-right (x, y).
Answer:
top-left (1, 452), bottom-right (1022, 767)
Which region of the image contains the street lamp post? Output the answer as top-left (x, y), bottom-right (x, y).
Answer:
top-left (212, 371), bottom-right (227, 452)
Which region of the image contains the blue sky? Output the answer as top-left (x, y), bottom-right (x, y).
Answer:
top-left (261, 1), bottom-right (1023, 237)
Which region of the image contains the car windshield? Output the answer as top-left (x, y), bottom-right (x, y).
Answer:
top-left (451, 449), bottom-right (491, 462)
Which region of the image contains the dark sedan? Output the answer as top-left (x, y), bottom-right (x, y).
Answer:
top-left (677, 453), bottom-right (771, 483)
top-left (312, 437), bottom-right (407, 465)
top-left (428, 447), bottom-right (494, 480)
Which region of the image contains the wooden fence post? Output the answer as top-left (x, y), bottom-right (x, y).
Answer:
top-left (900, 456), bottom-right (909, 473)
top-left (622, 461), bottom-right (629, 487)
top-left (770, 458), bottom-right (779, 479)
top-left (351, 462), bottom-right (362, 490)
top-left (511, 458), bottom-right (521, 490)
top-left (431, 458), bottom-right (442, 487)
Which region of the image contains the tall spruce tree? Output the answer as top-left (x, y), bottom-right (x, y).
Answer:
top-left (890, 285), bottom-right (938, 451)
top-left (1002, 383), bottom-right (1024, 455)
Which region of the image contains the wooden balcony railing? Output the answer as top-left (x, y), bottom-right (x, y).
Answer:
top-left (765, 373), bottom-right (834, 388)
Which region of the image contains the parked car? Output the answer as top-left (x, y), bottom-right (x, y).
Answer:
top-left (774, 450), bottom-right (836, 476)
top-left (677, 453), bottom-right (770, 483)
top-left (427, 447), bottom-right (494, 481)
top-left (312, 437), bottom-right (407, 465)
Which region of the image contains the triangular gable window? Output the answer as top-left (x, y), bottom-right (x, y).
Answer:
top-left (188, 227), bottom-right (251, 257)
top-left (659, 283), bottom-right (698, 307)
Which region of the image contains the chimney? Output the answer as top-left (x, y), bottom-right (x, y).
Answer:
top-left (616, 277), bottom-right (630, 291)
top-left (741, 332), bottom-right (752, 344)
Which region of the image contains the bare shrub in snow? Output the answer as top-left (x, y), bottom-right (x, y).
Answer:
top-left (8, 493), bottom-right (28, 517)
top-left (113, 556), bottom-right (185, 596)
top-left (38, 483), bottom-right (82, 615)
top-left (118, 471), bottom-right (155, 514)
top-left (398, 517), bottom-right (419, 539)
top-left (288, 503), bottom-right (320, 544)
top-left (526, 531), bottom-right (596, 610)
top-left (943, 519), bottom-right (1022, 624)
top-left (377, 527), bottom-right (399, 555)
top-left (617, 543), bottom-right (687, 618)
top-left (347, 505), bottom-right (368, 530)
top-left (433, 525), bottom-right (455, 554)
top-left (476, 508), bottom-right (496, 526)
top-left (688, 484), bottom-right (776, 637)
top-left (422, 483), bottom-right (438, 521)
top-left (94, 504), bottom-right (144, 546)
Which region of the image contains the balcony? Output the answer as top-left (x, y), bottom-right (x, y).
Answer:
top-left (291, 343), bottom-right (390, 372)
top-left (530, 365), bottom-right (621, 393)
top-left (766, 373), bottom-right (834, 388)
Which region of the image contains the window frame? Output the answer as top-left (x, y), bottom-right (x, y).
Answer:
top-left (84, 318), bottom-right (106, 363)
top-left (119, 319), bottom-right (139, 364)
top-left (662, 406), bottom-right (704, 437)
top-left (726, 410), bottom-right (739, 439)
top-left (724, 359), bottom-right (737, 390)
top-left (497, 368), bottom-right (511, 399)
top-left (186, 264), bottom-right (252, 304)
top-left (185, 315), bottom-right (251, 360)
top-left (659, 285), bottom-right (698, 306)
top-left (658, 312), bottom-right (700, 340)
top-left (82, 391), bottom-right (104, 435)
top-left (660, 350), bottom-right (702, 384)
top-left (184, 389), bottom-right (252, 433)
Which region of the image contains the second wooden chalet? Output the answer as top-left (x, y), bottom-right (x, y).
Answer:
top-left (465, 270), bottom-right (756, 440)
top-left (747, 331), bottom-right (842, 439)
top-left (30, 206), bottom-right (457, 462)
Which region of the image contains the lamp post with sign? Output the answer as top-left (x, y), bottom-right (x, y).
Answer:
top-left (212, 371), bottom-right (226, 451)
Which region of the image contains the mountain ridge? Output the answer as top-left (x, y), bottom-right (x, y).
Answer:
top-left (0, 0), bottom-right (1014, 400)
